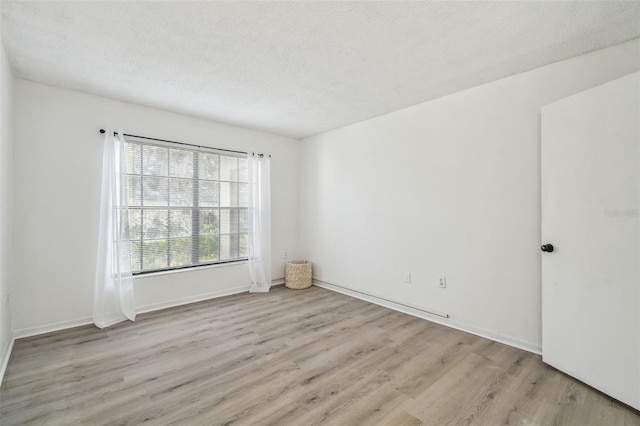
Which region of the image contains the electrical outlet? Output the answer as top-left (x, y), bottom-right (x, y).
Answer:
top-left (5, 294), bottom-right (9, 305)
top-left (439, 277), bottom-right (447, 288)
top-left (283, 251), bottom-right (288, 259)
top-left (403, 272), bottom-right (411, 283)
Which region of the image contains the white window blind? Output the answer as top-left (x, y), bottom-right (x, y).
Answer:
top-left (123, 137), bottom-right (249, 274)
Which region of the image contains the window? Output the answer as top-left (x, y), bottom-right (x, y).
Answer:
top-left (124, 137), bottom-right (249, 274)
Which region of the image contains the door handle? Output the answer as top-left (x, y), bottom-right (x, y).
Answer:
top-left (541, 244), bottom-right (554, 253)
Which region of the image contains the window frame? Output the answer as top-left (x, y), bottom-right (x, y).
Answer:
top-left (123, 137), bottom-right (249, 275)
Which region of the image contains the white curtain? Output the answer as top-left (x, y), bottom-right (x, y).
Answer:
top-left (94, 130), bottom-right (136, 328)
top-left (247, 153), bottom-right (272, 293)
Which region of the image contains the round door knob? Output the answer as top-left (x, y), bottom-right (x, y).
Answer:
top-left (541, 244), bottom-right (554, 253)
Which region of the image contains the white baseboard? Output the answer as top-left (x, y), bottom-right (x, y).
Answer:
top-left (13, 316), bottom-right (94, 339)
top-left (136, 285), bottom-right (252, 314)
top-left (313, 278), bottom-right (541, 355)
top-left (0, 336), bottom-right (15, 386)
top-left (137, 277), bottom-right (285, 314)
top-left (12, 277), bottom-right (287, 339)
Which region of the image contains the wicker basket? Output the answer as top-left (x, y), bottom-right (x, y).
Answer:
top-left (285, 260), bottom-right (312, 289)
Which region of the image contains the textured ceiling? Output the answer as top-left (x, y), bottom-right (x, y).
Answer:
top-left (1, 1), bottom-right (639, 139)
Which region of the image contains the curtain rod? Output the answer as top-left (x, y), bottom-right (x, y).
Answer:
top-left (99, 129), bottom-right (253, 156)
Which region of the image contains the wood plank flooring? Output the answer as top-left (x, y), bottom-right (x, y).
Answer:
top-left (1, 285), bottom-right (638, 425)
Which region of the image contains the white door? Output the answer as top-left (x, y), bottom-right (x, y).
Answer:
top-left (541, 72), bottom-right (640, 410)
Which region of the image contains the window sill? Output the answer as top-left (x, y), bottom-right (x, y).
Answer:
top-left (132, 260), bottom-right (248, 279)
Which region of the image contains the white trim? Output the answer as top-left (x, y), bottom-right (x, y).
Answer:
top-left (137, 277), bottom-right (285, 314)
top-left (313, 278), bottom-right (541, 355)
top-left (13, 317), bottom-right (93, 339)
top-left (0, 337), bottom-right (15, 386)
top-left (12, 277), bottom-right (286, 339)
top-left (314, 278), bottom-right (449, 318)
top-left (271, 277), bottom-right (286, 286)
top-left (136, 285), bottom-right (251, 314)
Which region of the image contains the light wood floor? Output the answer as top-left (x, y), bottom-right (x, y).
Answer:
top-left (1, 286), bottom-right (638, 425)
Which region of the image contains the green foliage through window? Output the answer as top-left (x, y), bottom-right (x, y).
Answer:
top-left (123, 139), bottom-right (249, 274)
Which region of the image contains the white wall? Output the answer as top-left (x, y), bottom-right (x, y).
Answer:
top-left (299, 39), bottom-right (640, 353)
top-left (0, 31), bottom-right (14, 371)
top-left (12, 81), bottom-right (299, 335)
